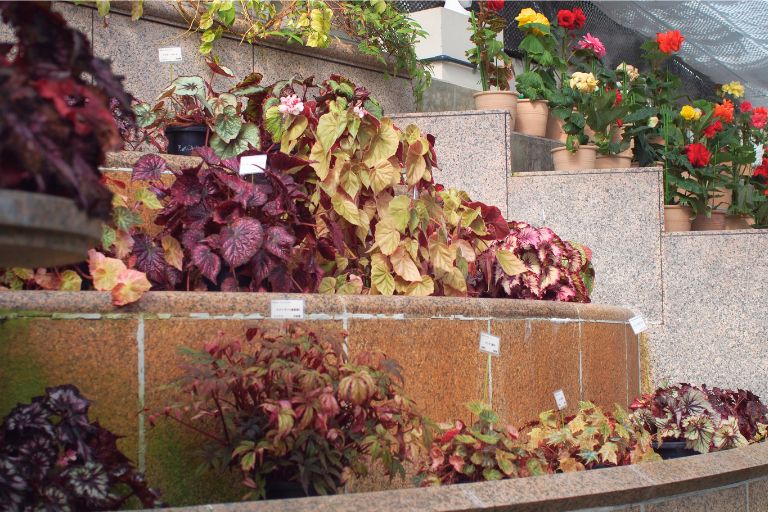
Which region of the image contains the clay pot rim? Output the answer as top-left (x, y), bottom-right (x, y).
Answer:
top-left (550, 145), bottom-right (598, 155)
top-left (472, 90), bottom-right (518, 98)
top-left (517, 98), bottom-right (549, 104)
top-left (664, 204), bottom-right (692, 210)
top-left (596, 154), bottom-right (633, 159)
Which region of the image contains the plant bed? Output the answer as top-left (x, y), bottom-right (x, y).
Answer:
top-left (652, 441), bottom-right (698, 460)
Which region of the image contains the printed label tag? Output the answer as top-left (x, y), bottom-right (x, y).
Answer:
top-left (239, 155), bottom-right (268, 176)
top-left (479, 332), bottom-right (500, 356)
top-left (270, 299), bottom-right (304, 319)
top-left (158, 47), bottom-right (183, 63)
top-left (629, 315), bottom-right (648, 334)
top-left (553, 389), bottom-right (567, 410)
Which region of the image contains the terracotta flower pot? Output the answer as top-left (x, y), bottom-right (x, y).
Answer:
top-left (724, 214), bottom-right (755, 230)
top-left (515, 99), bottom-right (549, 137)
top-left (550, 145), bottom-right (597, 171)
top-left (664, 205), bottom-right (693, 232)
top-left (595, 154), bottom-right (633, 169)
top-left (473, 91), bottom-right (517, 129)
top-left (545, 111), bottom-right (595, 142)
top-left (691, 210), bottom-right (727, 231)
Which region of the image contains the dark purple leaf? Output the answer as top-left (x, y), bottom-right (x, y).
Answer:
top-left (220, 218), bottom-right (264, 267)
top-left (181, 226), bottom-right (205, 250)
top-left (132, 235), bottom-right (168, 284)
top-left (171, 174), bottom-right (204, 206)
top-left (221, 277), bottom-right (239, 291)
top-left (213, 200), bottom-right (242, 224)
top-left (212, 169), bottom-right (269, 208)
top-left (263, 225), bottom-right (295, 260)
top-left (132, 154), bottom-right (168, 181)
top-left (267, 152), bottom-right (310, 171)
top-left (192, 245), bottom-right (221, 283)
top-left (220, 157), bottom-right (240, 173)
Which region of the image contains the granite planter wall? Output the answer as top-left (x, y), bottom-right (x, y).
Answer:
top-left (0, 291), bottom-right (639, 506)
top-left (156, 441), bottom-right (768, 512)
top-left (0, 2), bottom-right (417, 114)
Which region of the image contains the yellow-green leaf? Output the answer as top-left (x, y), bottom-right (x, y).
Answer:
top-left (317, 110), bottom-right (347, 153)
top-left (405, 275), bottom-right (434, 296)
top-left (496, 250), bottom-right (526, 276)
top-left (390, 246), bottom-right (422, 282)
top-left (441, 266), bottom-right (467, 293)
top-left (370, 157), bottom-right (401, 195)
top-left (58, 270), bottom-right (82, 291)
top-left (362, 118), bottom-right (399, 167)
top-left (135, 187), bottom-right (163, 210)
top-left (388, 195), bottom-right (410, 232)
top-left (318, 277), bottom-right (337, 294)
top-left (331, 195), bottom-right (361, 226)
top-left (374, 219), bottom-right (400, 256)
top-left (371, 263), bottom-right (395, 295)
top-left (341, 169), bottom-right (361, 199)
top-left (280, 115), bottom-right (308, 153)
top-left (428, 239), bottom-right (454, 273)
top-left (161, 235), bottom-right (184, 271)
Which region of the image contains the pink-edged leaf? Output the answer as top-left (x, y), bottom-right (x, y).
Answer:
top-left (263, 225), bottom-right (295, 260)
top-left (220, 157), bottom-right (240, 173)
top-left (171, 174), bottom-right (204, 205)
top-left (132, 234), bottom-right (168, 284)
top-left (192, 245), bottom-right (221, 282)
top-left (220, 218), bottom-right (264, 267)
top-left (181, 226), bottom-right (205, 250)
top-left (88, 249), bottom-right (127, 291)
top-left (132, 154), bottom-right (168, 181)
top-left (111, 269), bottom-right (152, 306)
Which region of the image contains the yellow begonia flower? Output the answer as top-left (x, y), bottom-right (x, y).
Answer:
top-left (569, 72), bottom-right (599, 93)
top-left (721, 81), bottom-right (745, 98)
top-left (515, 8), bottom-right (538, 27)
top-left (648, 116), bottom-right (659, 128)
top-left (616, 62), bottom-right (639, 81)
top-left (515, 8), bottom-right (549, 35)
top-left (680, 105), bottom-right (702, 121)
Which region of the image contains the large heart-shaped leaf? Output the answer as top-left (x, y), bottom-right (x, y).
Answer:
top-left (132, 154), bottom-right (168, 181)
top-left (112, 269), bottom-right (152, 306)
top-left (88, 250), bottom-right (126, 291)
top-left (496, 250), bottom-right (526, 276)
top-left (220, 218), bottom-right (264, 267)
top-left (133, 234), bottom-right (167, 284)
top-left (263, 225), bottom-right (295, 260)
top-left (390, 246), bottom-right (421, 282)
top-left (214, 105), bottom-right (243, 143)
top-left (362, 118), bottom-right (399, 166)
top-left (210, 122), bottom-right (260, 158)
top-left (192, 245), bottom-right (221, 283)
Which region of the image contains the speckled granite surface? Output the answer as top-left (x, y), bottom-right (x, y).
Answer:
top-left (507, 167), bottom-right (664, 324)
top-left (390, 110), bottom-right (512, 217)
top-left (654, 230), bottom-right (768, 399)
top-left (12, 2), bottom-right (416, 114)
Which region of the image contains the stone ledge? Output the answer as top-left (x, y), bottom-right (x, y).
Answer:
top-left (152, 442), bottom-right (768, 512)
top-left (0, 291), bottom-right (632, 322)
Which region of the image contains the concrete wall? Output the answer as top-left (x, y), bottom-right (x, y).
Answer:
top-left (0, 2), bottom-right (417, 114)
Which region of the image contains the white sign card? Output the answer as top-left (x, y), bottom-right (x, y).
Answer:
top-left (479, 332), bottom-right (500, 356)
top-left (629, 315), bottom-right (648, 334)
top-left (553, 389), bottom-right (567, 410)
top-left (239, 155), bottom-right (268, 176)
top-left (158, 47), bottom-right (183, 63)
top-left (270, 299), bottom-right (304, 319)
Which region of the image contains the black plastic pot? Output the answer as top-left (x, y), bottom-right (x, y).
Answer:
top-left (652, 441), bottom-right (698, 460)
top-left (264, 478), bottom-right (317, 500)
top-left (165, 125), bottom-right (207, 156)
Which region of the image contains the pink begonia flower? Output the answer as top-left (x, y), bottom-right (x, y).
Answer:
top-left (353, 101), bottom-right (368, 119)
top-left (578, 33), bottom-right (606, 58)
top-left (278, 94), bottom-right (304, 116)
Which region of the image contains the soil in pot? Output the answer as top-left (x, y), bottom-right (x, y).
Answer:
top-left (550, 145), bottom-right (597, 171)
top-left (516, 99), bottom-right (549, 137)
top-left (652, 441), bottom-right (697, 460)
top-left (166, 125), bottom-right (207, 156)
top-left (664, 205), bottom-right (692, 232)
top-left (473, 91), bottom-right (517, 128)
top-left (595, 154), bottom-right (633, 169)
top-left (691, 210), bottom-right (726, 231)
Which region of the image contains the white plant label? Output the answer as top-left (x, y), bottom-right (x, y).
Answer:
top-left (270, 299), bottom-right (304, 319)
top-left (553, 389), bottom-right (567, 410)
top-left (629, 315), bottom-right (648, 334)
top-left (239, 155), bottom-right (268, 176)
top-left (479, 332), bottom-right (500, 356)
top-left (158, 47), bottom-right (183, 63)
